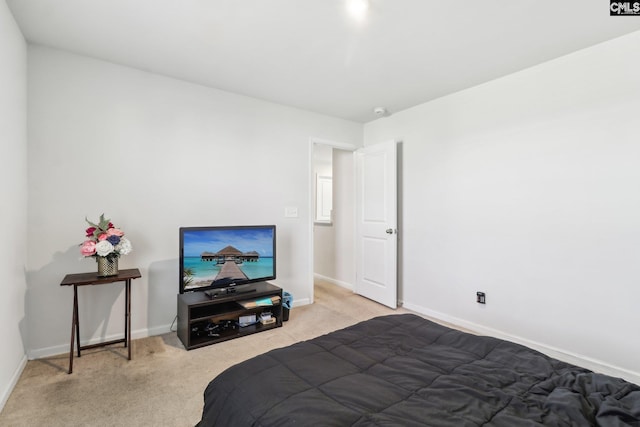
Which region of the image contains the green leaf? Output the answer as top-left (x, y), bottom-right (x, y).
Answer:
top-left (85, 216), bottom-right (100, 229)
top-left (98, 213), bottom-right (111, 230)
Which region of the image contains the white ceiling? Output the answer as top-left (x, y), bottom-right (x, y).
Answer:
top-left (8, 0), bottom-right (640, 123)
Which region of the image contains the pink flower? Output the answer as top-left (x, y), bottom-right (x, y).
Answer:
top-left (107, 228), bottom-right (124, 237)
top-left (80, 240), bottom-right (96, 257)
top-left (85, 226), bottom-right (96, 237)
top-left (98, 233), bottom-right (108, 241)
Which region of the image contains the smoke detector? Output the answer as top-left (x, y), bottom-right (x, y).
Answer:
top-left (373, 107), bottom-right (387, 117)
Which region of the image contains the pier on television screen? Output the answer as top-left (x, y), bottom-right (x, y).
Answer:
top-left (179, 225), bottom-right (276, 294)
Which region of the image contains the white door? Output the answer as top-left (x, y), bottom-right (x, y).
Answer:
top-left (355, 141), bottom-right (398, 309)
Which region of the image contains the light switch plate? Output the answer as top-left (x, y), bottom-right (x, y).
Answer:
top-left (285, 207), bottom-right (298, 218)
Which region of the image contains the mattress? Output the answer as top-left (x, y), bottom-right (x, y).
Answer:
top-left (197, 314), bottom-right (640, 426)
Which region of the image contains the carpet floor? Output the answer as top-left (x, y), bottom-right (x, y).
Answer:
top-left (0, 281), bottom-right (411, 426)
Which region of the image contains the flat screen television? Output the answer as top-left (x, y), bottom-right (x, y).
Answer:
top-left (179, 225), bottom-right (276, 295)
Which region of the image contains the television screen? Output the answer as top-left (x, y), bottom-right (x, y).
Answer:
top-left (179, 225), bottom-right (276, 294)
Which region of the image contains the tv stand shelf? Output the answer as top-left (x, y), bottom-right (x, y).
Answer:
top-left (177, 281), bottom-right (283, 350)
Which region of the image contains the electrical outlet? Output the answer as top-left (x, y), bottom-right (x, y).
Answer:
top-left (476, 292), bottom-right (486, 304)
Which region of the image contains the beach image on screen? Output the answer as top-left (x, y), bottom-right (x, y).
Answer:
top-left (182, 227), bottom-right (274, 290)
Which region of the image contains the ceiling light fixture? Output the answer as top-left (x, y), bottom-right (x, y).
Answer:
top-left (347, 0), bottom-right (369, 21)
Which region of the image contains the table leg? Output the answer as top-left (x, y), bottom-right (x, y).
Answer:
top-left (75, 285), bottom-right (81, 357)
top-left (124, 280), bottom-right (128, 348)
top-left (126, 280), bottom-right (132, 360)
top-left (68, 285), bottom-right (78, 374)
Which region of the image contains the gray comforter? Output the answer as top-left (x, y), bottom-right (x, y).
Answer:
top-left (198, 314), bottom-right (640, 426)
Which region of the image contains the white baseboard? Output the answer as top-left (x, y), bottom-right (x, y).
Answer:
top-left (313, 273), bottom-right (354, 291)
top-left (0, 354), bottom-right (27, 413)
top-left (28, 324), bottom-right (173, 360)
top-left (292, 298), bottom-right (310, 307)
top-left (403, 301), bottom-right (640, 386)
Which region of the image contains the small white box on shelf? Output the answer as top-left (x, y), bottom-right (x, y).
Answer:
top-left (238, 314), bottom-right (257, 327)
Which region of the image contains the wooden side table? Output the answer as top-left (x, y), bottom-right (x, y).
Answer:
top-left (60, 268), bottom-right (142, 374)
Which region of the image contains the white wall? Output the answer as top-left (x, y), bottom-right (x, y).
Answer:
top-left (365, 31), bottom-right (640, 383)
top-left (331, 149), bottom-right (356, 287)
top-left (0, 0), bottom-right (28, 411)
top-left (27, 46), bottom-right (362, 357)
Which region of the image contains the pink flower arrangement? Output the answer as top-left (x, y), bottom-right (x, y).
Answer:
top-left (80, 214), bottom-right (132, 261)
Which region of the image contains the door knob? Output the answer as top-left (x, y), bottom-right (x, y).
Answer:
top-left (386, 228), bottom-right (395, 234)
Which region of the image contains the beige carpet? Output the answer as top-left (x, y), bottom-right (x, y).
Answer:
top-left (0, 281), bottom-right (411, 426)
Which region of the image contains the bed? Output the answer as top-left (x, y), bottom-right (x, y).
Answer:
top-left (197, 314), bottom-right (640, 426)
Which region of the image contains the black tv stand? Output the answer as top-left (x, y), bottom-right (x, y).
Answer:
top-left (177, 281), bottom-right (282, 350)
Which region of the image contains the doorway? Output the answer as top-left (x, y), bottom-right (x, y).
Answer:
top-left (308, 139), bottom-right (357, 304)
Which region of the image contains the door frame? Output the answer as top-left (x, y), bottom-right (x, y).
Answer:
top-left (307, 137), bottom-right (358, 304)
